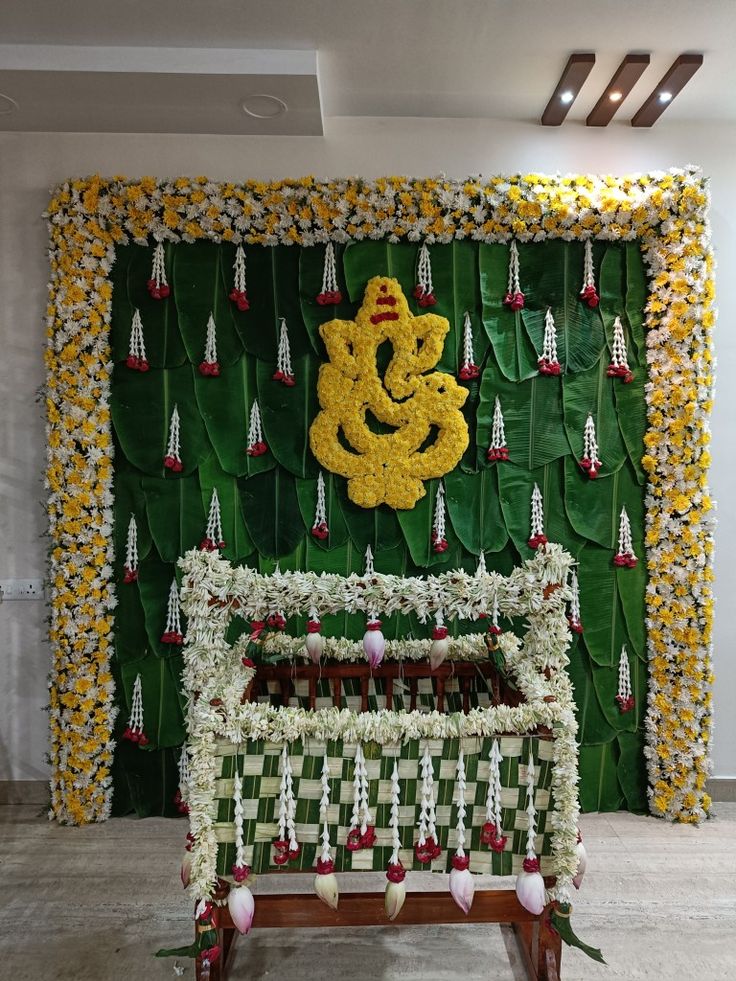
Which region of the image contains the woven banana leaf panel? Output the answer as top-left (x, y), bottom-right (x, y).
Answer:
top-left (109, 239), bottom-right (648, 816)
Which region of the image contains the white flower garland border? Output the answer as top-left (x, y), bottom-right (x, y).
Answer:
top-left (44, 168), bottom-right (715, 825)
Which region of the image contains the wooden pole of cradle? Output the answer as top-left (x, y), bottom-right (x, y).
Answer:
top-left (196, 877), bottom-right (562, 981)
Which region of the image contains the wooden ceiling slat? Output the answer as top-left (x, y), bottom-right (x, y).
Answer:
top-left (631, 54), bottom-right (703, 127)
top-left (586, 54), bottom-right (650, 127)
top-left (541, 53), bottom-right (596, 126)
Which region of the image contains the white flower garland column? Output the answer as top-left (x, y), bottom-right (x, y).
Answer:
top-left (481, 739), bottom-right (508, 851)
top-left (528, 483), bottom-right (548, 549)
top-left (273, 744), bottom-right (301, 864)
top-left (579, 414), bottom-right (602, 479)
top-left (384, 761), bottom-right (406, 920)
top-left (487, 396), bottom-right (509, 462)
top-left (175, 744), bottom-right (190, 814)
top-left (161, 578), bottom-right (184, 645)
top-left (607, 316), bottom-right (633, 383)
top-left (614, 506), bottom-right (638, 567)
top-left (273, 318), bottom-right (295, 386)
top-left (163, 404), bottom-right (183, 472)
top-left (347, 743), bottom-right (375, 850)
top-left (314, 753), bottom-right (339, 908)
top-left (126, 309), bottom-right (149, 372)
top-left (246, 399), bottom-right (267, 457)
top-left (228, 766), bottom-right (255, 934)
top-left (200, 488), bottom-right (225, 552)
top-left (123, 673), bottom-right (147, 745)
top-left (362, 545), bottom-right (385, 669)
top-left (123, 514), bottom-right (139, 583)
top-left (515, 752), bottom-right (546, 915)
top-left (147, 242), bottom-right (170, 299)
top-left (429, 608), bottom-right (449, 669)
top-left (414, 743), bottom-right (441, 863)
top-left (503, 240), bottom-right (524, 310)
top-left (310, 471), bottom-right (329, 540)
top-left (431, 482), bottom-right (448, 553)
top-left (458, 311), bottom-right (480, 380)
top-left (538, 308), bottom-right (561, 375)
top-left (568, 570), bottom-right (583, 634)
top-left (230, 246), bottom-right (249, 310)
top-left (579, 239), bottom-right (600, 308)
top-left (317, 242), bottom-right (342, 305)
top-left (199, 313), bottom-right (220, 376)
top-left (449, 750), bottom-right (475, 913)
top-left (414, 243), bottom-right (436, 306)
top-left (616, 644), bottom-right (634, 713)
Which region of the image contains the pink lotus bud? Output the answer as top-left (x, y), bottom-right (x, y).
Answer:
top-left (429, 625), bottom-right (449, 670)
top-left (450, 856), bottom-right (475, 914)
top-left (573, 835), bottom-right (587, 890)
top-left (384, 877), bottom-right (406, 921)
top-left (305, 632), bottom-right (323, 665)
top-left (516, 857), bottom-right (546, 915)
top-left (180, 852), bottom-right (191, 888)
top-left (363, 620), bottom-right (385, 669)
top-left (227, 883), bottom-right (255, 935)
top-left (314, 866), bottom-right (339, 910)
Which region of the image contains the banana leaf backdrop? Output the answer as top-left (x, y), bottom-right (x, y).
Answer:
top-left (109, 238), bottom-right (649, 816)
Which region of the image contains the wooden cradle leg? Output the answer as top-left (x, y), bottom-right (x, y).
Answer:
top-left (512, 904), bottom-right (562, 981)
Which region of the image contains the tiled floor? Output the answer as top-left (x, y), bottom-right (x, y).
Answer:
top-left (0, 803), bottom-right (734, 980)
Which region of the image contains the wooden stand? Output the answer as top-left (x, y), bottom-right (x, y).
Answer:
top-left (196, 880), bottom-right (561, 981)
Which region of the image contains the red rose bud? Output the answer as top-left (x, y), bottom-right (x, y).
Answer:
top-left (509, 292), bottom-right (525, 311)
top-left (451, 853), bottom-right (470, 872)
top-left (237, 296), bottom-right (250, 311)
top-left (432, 625), bottom-right (449, 640)
top-left (307, 620), bottom-right (321, 633)
top-left (272, 369), bottom-right (284, 381)
top-left (241, 656), bottom-right (255, 667)
top-left (413, 285), bottom-right (425, 300)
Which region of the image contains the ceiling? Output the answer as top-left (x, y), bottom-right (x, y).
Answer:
top-left (1, 0), bottom-right (734, 134)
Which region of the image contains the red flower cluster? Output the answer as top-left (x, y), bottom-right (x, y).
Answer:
top-left (615, 693), bottom-right (635, 713)
top-left (163, 455), bottom-right (183, 472)
top-left (229, 288), bottom-right (249, 311)
top-left (527, 533), bottom-right (548, 550)
top-left (147, 280), bottom-right (170, 300)
top-left (316, 857), bottom-right (335, 875)
top-left (386, 860), bottom-right (406, 882)
top-left (173, 789), bottom-right (189, 815)
top-left (267, 612), bottom-right (286, 630)
top-left (458, 362), bottom-right (480, 381)
top-left (273, 838), bottom-right (301, 865)
top-left (451, 853), bottom-right (470, 872)
top-left (122, 726), bottom-right (149, 746)
top-left (346, 825), bottom-right (377, 851)
top-left (538, 356), bottom-right (561, 376)
top-left (198, 537), bottom-right (225, 552)
top-left (503, 290), bottom-right (525, 311)
top-left (481, 821), bottom-right (508, 852)
top-left (125, 354), bottom-right (149, 372)
top-left (161, 629), bottom-right (184, 645)
top-left (246, 439), bottom-right (268, 457)
top-left (579, 456), bottom-right (602, 479)
top-left (413, 285), bottom-right (436, 307)
top-left (414, 836), bottom-right (442, 864)
top-left (272, 369), bottom-right (296, 386)
top-left (567, 616), bottom-right (584, 635)
top-left (316, 290), bottom-right (342, 305)
top-left (606, 362), bottom-right (634, 383)
top-left (613, 551), bottom-right (637, 568)
top-left (123, 566), bottom-right (138, 584)
top-left (311, 521), bottom-right (329, 540)
top-left (487, 446), bottom-right (509, 463)
top-left (431, 531), bottom-right (448, 554)
top-left (232, 862), bottom-right (251, 883)
top-left (198, 360), bottom-right (220, 377)
top-left (579, 284), bottom-right (600, 308)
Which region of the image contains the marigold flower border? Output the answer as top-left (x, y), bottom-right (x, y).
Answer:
top-left (44, 168), bottom-right (715, 825)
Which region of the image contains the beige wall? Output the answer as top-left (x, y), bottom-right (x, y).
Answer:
top-left (1, 117), bottom-right (733, 783)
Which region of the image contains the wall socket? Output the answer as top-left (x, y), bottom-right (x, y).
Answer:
top-left (0, 579), bottom-right (45, 601)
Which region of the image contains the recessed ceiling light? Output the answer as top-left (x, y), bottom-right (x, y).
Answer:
top-left (0, 93), bottom-right (19, 115)
top-left (241, 94), bottom-right (288, 119)
top-left (658, 90), bottom-right (673, 103)
top-left (609, 91), bottom-right (623, 102)
top-left (560, 90), bottom-right (575, 104)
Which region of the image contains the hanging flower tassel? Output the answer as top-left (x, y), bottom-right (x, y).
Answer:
top-left (163, 404), bottom-right (183, 472)
top-left (362, 545), bottom-right (385, 670)
top-left (273, 744), bottom-right (301, 865)
top-left (488, 592), bottom-right (503, 637)
top-left (538, 308), bottom-right (561, 375)
top-left (579, 413), bottom-right (602, 479)
top-left (316, 242), bottom-right (342, 305)
top-left (481, 739), bottom-right (508, 852)
top-left (579, 240), bottom-right (599, 308)
top-left (515, 752), bottom-right (546, 915)
top-left (229, 245), bottom-right (249, 311)
top-left (199, 313), bottom-right (221, 377)
top-left (614, 505), bottom-right (637, 567)
top-left (568, 570), bottom-right (583, 634)
top-left (311, 471), bottom-right (329, 540)
top-left (449, 750), bottom-right (475, 914)
top-left (458, 312), bottom-right (480, 380)
top-left (503, 241), bottom-right (525, 311)
top-left (123, 514), bottom-right (139, 583)
top-left (273, 318), bottom-right (295, 386)
top-left (384, 761), bottom-right (406, 920)
top-left (200, 488), bottom-right (225, 552)
top-left (415, 743), bottom-right (442, 864)
top-left (615, 644), bottom-right (635, 712)
top-left (126, 309), bottom-right (149, 371)
top-left (161, 578), bottom-right (185, 645)
top-left (413, 243), bottom-right (436, 307)
top-left (347, 743), bottom-right (376, 850)
top-left (528, 483), bottom-right (548, 549)
top-left (267, 610), bottom-right (286, 630)
top-left (147, 242), bottom-right (170, 299)
top-left (573, 829), bottom-right (587, 889)
top-left (229, 769), bottom-right (255, 933)
top-left (174, 744), bottom-right (190, 815)
top-left (487, 396), bottom-right (509, 462)
top-left (305, 606), bottom-right (323, 665)
top-left (246, 399), bottom-right (268, 457)
top-left (431, 482), bottom-right (448, 553)
top-left (314, 754), bottom-right (339, 909)
top-left (607, 316), bottom-right (633, 383)
top-left (122, 673), bottom-right (148, 745)
top-left (429, 608), bottom-right (449, 670)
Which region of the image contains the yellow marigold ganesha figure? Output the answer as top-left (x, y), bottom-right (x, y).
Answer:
top-left (309, 275), bottom-right (469, 509)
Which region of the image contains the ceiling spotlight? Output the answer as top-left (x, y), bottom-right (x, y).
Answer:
top-left (658, 91), bottom-right (673, 103)
top-left (241, 94), bottom-right (288, 119)
top-left (560, 90), bottom-right (575, 104)
top-left (609, 91), bottom-right (623, 102)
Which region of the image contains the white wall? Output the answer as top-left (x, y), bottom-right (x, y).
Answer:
top-left (1, 117), bottom-right (734, 784)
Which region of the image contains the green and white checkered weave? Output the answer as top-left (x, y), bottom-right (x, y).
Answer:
top-left (211, 734), bottom-right (555, 878)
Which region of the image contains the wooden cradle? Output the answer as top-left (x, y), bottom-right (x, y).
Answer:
top-left (177, 545), bottom-right (581, 981)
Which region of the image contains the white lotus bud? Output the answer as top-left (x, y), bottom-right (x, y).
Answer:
top-left (449, 864), bottom-right (475, 914)
top-left (305, 623), bottom-right (323, 665)
top-left (429, 625), bottom-right (449, 670)
top-left (363, 619), bottom-right (385, 669)
top-left (227, 884), bottom-right (255, 935)
top-left (573, 835), bottom-right (587, 890)
top-left (516, 859), bottom-right (546, 915)
top-left (385, 864), bottom-right (406, 921)
top-left (314, 870), bottom-right (339, 910)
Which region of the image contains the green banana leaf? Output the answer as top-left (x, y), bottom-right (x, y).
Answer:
top-left (173, 241), bottom-right (244, 367)
top-left (343, 240), bottom-right (418, 305)
top-left (239, 468), bottom-right (304, 558)
top-left (423, 241), bottom-right (485, 375)
top-left (295, 472), bottom-right (350, 549)
top-left (479, 368), bottom-right (569, 470)
top-left (119, 653), bottom-right (186, 748)
top-left (193, 351), bottom-right (275, 478)
top-left (624, 242), bottom-right (647, 361)
top-left (617, 556), bottom-right (648, 660)
top-left (396, 478), bottom-right (462, 569)
top-left (616, 730), bottom-right (649, 813)
top-left (479, 243), bottom-right (540, 382)
top-left (444, 467), bottom-right (507, 554)
top-left (563, 456), bottom-right (643, 549)
top-left (550, 904), bottom-right (605, 964)
top-left (590, 656), bottom-right (640, 735)
top-left (561, 354), bottom-right (628, 476)
top-left (298, 243), bottom-right (357, 356)
top-left (111, 363), bottom-right (211, 476)
top-left (337, 479), bottom-right (404, 554)
top-left (256, 353), bottom-right (319, 478)
top-left (576, 544), bottom-right (631, 666)
top-left (137, 552), bottom-right (184, 658)
top-left (110, 744), bottom-right (183, 817)
top-left (225, 244), bottom-right (312, 361)
top-left (113, 575), bottom-right (151, 664)
top-left (520, 240), bottom-right (605, 373)
top-left (112, 457), bottom-right (152, 566)
top-left (109, 242), bottom-right (187, 367)
top-left (566, 638), bottom-right (618, 744)
top-left (198, 453), bottom-right (254, 561)
top-left (497, 461), bottom-right (586, 560)
top-left (578, 741), bottom-right (625, 812)
top-left (141, 471), bottom-right (206, 563)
